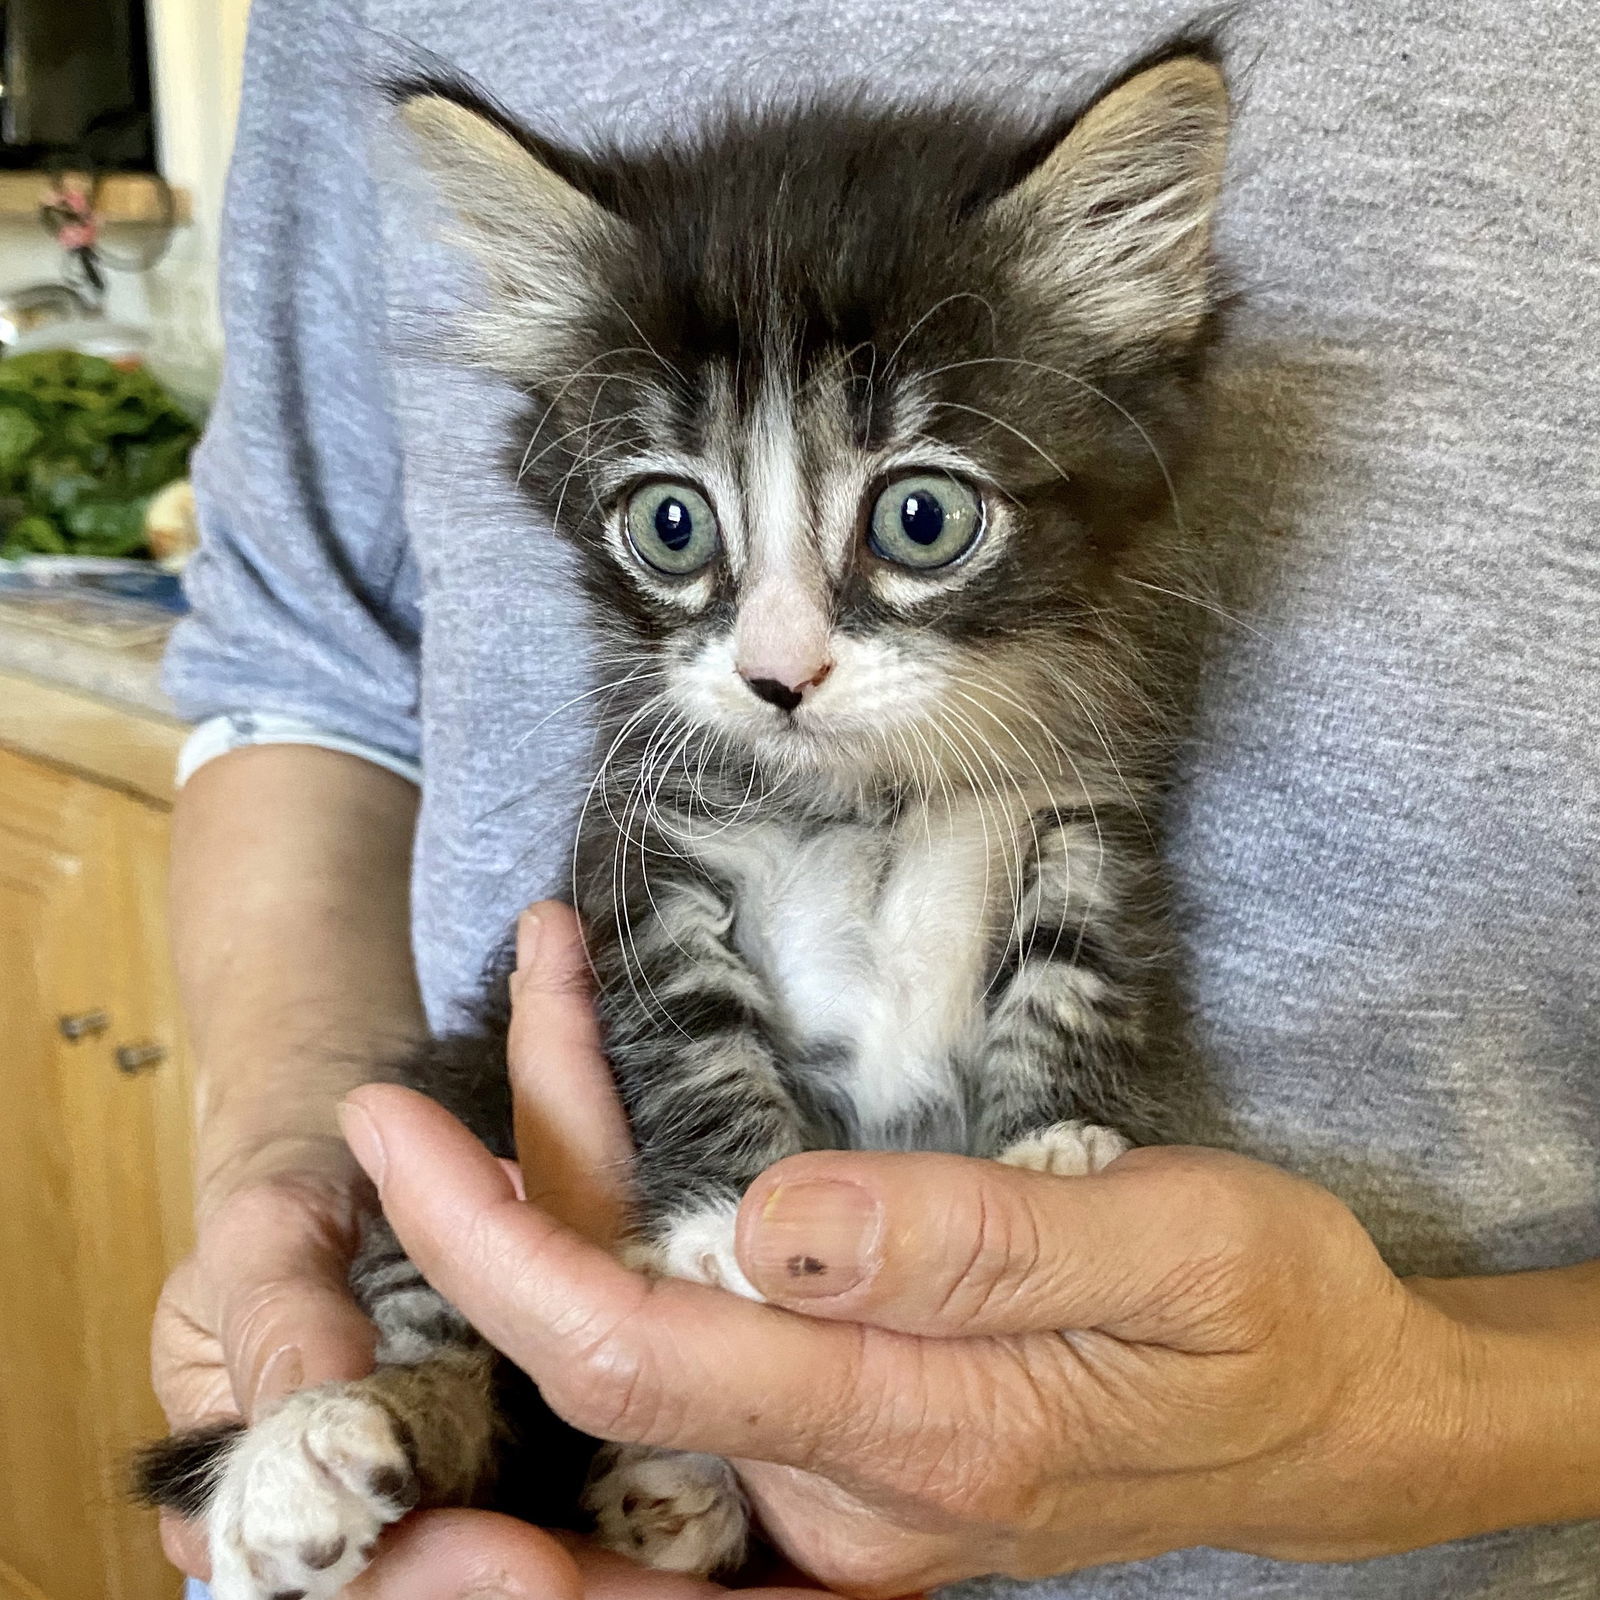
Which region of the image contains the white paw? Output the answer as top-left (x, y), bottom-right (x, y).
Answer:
top-left (586, 1444), bottom-right (749, 1575)
top-left (628, 1199), bottom-right (766, 1301)
top-left (207, 1385), bottom-right (415, 1600)
top-left (997, 1120), bottom-right (1130, 1176)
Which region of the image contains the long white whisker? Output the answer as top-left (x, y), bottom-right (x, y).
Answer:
top-left (509, 662), bottom-right (665, 753)
top-left (926, 397), bottom-right (1074, 485)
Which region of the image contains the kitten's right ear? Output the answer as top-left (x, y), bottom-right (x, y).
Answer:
top-left (393, 85), bottom-right (630, 373)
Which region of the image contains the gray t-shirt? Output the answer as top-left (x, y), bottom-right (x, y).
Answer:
top-left (164, 0), bottom-right (1600, 1594)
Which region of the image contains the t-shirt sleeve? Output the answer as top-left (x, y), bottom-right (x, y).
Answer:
top-left (162, 0), bottom-right (421, 776)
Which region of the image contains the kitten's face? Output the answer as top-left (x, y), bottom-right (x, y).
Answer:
top-left (401, 52), bottom-right (1229, 791)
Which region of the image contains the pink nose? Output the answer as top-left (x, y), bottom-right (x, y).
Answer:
top-left (738, 660), bottom-right (833, 714)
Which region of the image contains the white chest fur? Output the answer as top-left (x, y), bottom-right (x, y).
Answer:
top-left (694, 798), bottom-right (1022, 1142)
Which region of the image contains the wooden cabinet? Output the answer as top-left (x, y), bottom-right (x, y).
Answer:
top-left (0, 732), bottom-right (193, 1600)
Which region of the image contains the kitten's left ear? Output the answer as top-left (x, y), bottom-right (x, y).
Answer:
top-left (989, 51), bottom-right (1231, 350)
top-left (394, 84), bottom-right (632, 375)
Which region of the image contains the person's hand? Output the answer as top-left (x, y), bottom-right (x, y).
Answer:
top-left (150, 1142), bottom-right (379, 1576)
top-left (339, 905), bottom-right (1513, 1598)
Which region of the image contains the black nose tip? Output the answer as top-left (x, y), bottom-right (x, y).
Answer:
top-left (744, 676), bottom-right (803, 713)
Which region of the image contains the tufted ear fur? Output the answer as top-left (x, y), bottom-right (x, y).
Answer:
top-left (988, 53), bottom-right (1230, 350)
top-left (396, 89), bottom-right (631, 375)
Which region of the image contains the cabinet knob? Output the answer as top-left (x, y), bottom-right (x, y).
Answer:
top-left (115, 1042), bottom-right (167, 1075)
top-left (59, 1009), bottom-right (111, 1041)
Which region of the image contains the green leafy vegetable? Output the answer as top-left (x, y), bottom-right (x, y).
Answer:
top-left (7, 514), bottom-right (67, 554)
top-left (0, 407), bottom-right (43, 471)
top-left (63, 497), bottom-right (152, 555)
top-left (0, 349), bottom-right (200, 560)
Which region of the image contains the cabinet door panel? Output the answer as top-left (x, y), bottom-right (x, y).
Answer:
top-left (67, 788), bottom-right (195, 1600)
top-left (0, 759), bottom-right (104, 1600)
top-left (0, 747), bottom-right (192, 1600)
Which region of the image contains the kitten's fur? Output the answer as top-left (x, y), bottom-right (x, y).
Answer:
top-left (138, 38), bottom-right (1233, 1598)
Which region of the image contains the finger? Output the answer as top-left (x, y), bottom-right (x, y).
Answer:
top-left (203, 1182), bottom-right (378, 1415)
top-left (149, 1254), bottom-right (237, 1428)
top-left (734, 1145), bottom-right (1306, 1346)
top-left (345, 1509), bottom-right (583, 1600)
top-left (509, 902), bottom-right (634, 1247)
top-left (342, 1084), bottom-right (874, 1472)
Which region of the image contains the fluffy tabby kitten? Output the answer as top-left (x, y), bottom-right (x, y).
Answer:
top-left (139, 38), bottom-right (1233, 1599)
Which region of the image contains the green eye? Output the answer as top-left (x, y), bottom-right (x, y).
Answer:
top-left (625, 481), bottom-right (720, 575)
top-left (868, 474), bottom-right (985, 569)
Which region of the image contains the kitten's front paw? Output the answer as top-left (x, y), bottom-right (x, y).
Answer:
top-left (586, 1443), bottom-right (749, 1575)
top-left (997, 1120), bottom-right (1130, 1176)
top-left (206, 1386), bottom-right (416, 1600)
top-left (627, 1199), bottom-right (766, 1301)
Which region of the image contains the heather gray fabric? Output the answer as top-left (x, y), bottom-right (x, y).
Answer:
top-left (164, 0), bottom-right (1600, 1593)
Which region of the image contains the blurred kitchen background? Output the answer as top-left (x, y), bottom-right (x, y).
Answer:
top-left (0, 0), bottom-right (245, 378)
top-left (1, 6), bottom-right (249, 1599)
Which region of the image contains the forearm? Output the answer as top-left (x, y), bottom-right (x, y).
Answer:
top-left (171, 744), bottom-right (425, 1211)
top-left (1403, 1262), bottom-right (1600, 1537)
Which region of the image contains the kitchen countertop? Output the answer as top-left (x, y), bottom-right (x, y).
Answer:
top-left (0, 603), bottom-right (178, 718)
top-left (0, 606), bottom-right (187, 804)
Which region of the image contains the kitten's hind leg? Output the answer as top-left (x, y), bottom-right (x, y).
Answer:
top-left (136, 1222), bottom-right (502, 1600)
top-left (139, 1346), bottom-right (498, 1600)
top-left (586, 1444), bottom-right (749, 1575)
top-left (206, 1359), bottom-right (464, 1600)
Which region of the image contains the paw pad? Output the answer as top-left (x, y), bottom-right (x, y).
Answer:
top-left (586, 1444), bottom-right (749, 1576)
top-left (205, 1387), bottom-right (415, 1600)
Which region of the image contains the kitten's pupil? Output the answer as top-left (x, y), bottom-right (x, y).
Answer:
top-left (899, 490), bottom-right (946, 547)
top-left (655, 498), bottom-right (693, 552)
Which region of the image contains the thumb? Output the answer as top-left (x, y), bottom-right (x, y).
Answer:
top-left (734, 1145), bottom-right (1296, 1347)
top-left (203, 1179), bottom-right (377, 1415)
